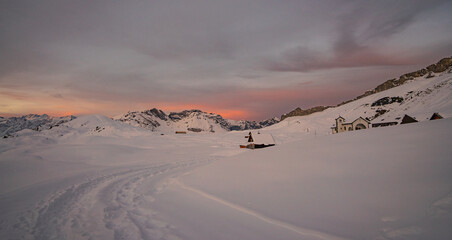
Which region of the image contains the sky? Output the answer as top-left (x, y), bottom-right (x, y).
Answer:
top-left (1, 0), bottom-right (451, 120)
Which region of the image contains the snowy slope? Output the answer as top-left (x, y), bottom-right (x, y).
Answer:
top-left (10, 114), bottom-right (150, 140)
top-left (1, 112), bottom-right (451, 239)
top-left (267, 68), bottom-right (452, 137)
top-left (175, 118), bottom-right (452, 240)
top-left (114, 108), bottom-right (279, 133)
top-left (0, 114), bottom-right (246, 239)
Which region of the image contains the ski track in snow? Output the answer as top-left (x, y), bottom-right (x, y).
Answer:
top-left (174, 179), bottom-right (349, 240)
top-left (6, 159), bottom-right (211, 240)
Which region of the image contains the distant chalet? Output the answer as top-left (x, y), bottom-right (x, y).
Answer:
top-left (331, 116), bottom-right (370, 134)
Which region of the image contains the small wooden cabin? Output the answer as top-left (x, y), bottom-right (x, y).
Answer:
top-left (240, 132), bottom-right (275, 149)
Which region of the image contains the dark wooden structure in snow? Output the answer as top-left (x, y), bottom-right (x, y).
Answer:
top-left (372, 121), bottom-right (398, 128)
top-left (400, 114), bottom-right (418, 124)
top-left (240, 132), bottom-right (275, 149)
top-left (372, 112), bottom-right (444, 128)
top-left (430, 112), bottom-right (443, 120)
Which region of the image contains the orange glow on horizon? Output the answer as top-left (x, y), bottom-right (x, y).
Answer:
top-left (35, 110), bottom-right (75, 117)
top-left (3, 85), bottom-right (338, 120)
top-left (214, 109), bottom-right (249, 120)
top-left (0, 91), bottom-right (253, 120)
top-left (143, 103), bottom-right (251, 120)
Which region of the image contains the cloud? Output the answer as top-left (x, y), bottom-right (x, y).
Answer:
top-left (264, 0), bottom-right (450, 72)
top-left (264, 46), bottom-right (411, 72)
top-left (1, 0), bottom-right (451, 120)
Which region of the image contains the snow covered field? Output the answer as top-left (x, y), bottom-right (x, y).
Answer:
top-left (1, 113), bottom-right (451, 240)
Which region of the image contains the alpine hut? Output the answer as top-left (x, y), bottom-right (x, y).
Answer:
top-left (240, 132), bottom-right (275, 149)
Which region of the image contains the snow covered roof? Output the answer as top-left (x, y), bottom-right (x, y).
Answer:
top-left (371, 115), bottom-right (401, 124)
top-left (372, 112), bottom-right (446, 124)
top-left (353, 117), bottom-right (371, 123)
top-left (248, 132), bottom-right (275, 145)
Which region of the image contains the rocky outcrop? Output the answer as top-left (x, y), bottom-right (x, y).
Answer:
top-left (229, 117), bottom-right (280, 131)
top-left (144, 108), bottom-right (167, 121)
top-left (280, 106), bottom-right (330, 121)
top-left (361, 56), bottom-right (452, 97)
top-left (427, 57), bottom-right (452, 73)
top-left (116, 110), bottom-right (162, 130)
top-left (258, 117), bottom-right (280, 127)
top-left (371, 96), bottom-right (403, 107)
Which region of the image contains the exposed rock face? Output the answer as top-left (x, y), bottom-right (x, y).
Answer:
top-left (258, 117), bottom-right (280, 127)
top-left (427, 57), bottom-right (452, 73)
top-left (280, 106), bottom-right (330, 121)
top-left (0, 114), bottom-right (76, 137)
top-left (145, 108), bottom-right (167, 121)
top-left (229, 117), bottom-right (280, 131)
top-left (116, 109), bottom-right (162, 130)
top-left (361, 56), bottom-right (452, 97)
top-left (187, 127), bottom-right (203, 132)
top-left (371, 97), bottom-right (403, 107)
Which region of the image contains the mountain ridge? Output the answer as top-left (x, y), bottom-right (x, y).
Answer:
top-left (0, 114), bottom-right (76, 137)
top-left (281, 56), bottom-right (452, 120)
top-left (114, 108), bottom-right (280, 133)
top-left (267, 62), bottom-right (452, 136)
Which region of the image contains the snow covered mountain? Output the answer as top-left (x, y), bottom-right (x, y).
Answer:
top-left (114, 108), bottom-right (279, 133)
top-left (268, 60), bottom-right (452, 136)
top-left (280, 57), bottom-right (452, 120)
top-left (0, 114), bottom-right (76, 138)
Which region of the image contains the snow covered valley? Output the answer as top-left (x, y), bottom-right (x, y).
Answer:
top-left (1, 113), bottom-right (451, 240)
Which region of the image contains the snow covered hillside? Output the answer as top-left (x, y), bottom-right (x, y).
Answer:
top-left (114, 108), bottom-right (279, 133)
top-left (0, 114), bottom-right (245, 239)
top-left (1, 113), bottom-right (451, 239)
top-left (0, 114), bottom-right (76, 138)
top-left (268, 67), bottom-right (452, 136)
top-left (175, 118), bottom-right (452, 240)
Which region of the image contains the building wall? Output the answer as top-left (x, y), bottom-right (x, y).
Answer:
top-left (333, 117), bottom-right (369, 134)
top-left (352, 118), bottom-right (370, 130)
top-left (335, 117), bottom-right (353, 133)
top-left (372, 122), bottom-right (398, 128)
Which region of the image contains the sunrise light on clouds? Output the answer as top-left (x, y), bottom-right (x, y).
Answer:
top-left (1, 0), bottom-right (451, 120)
